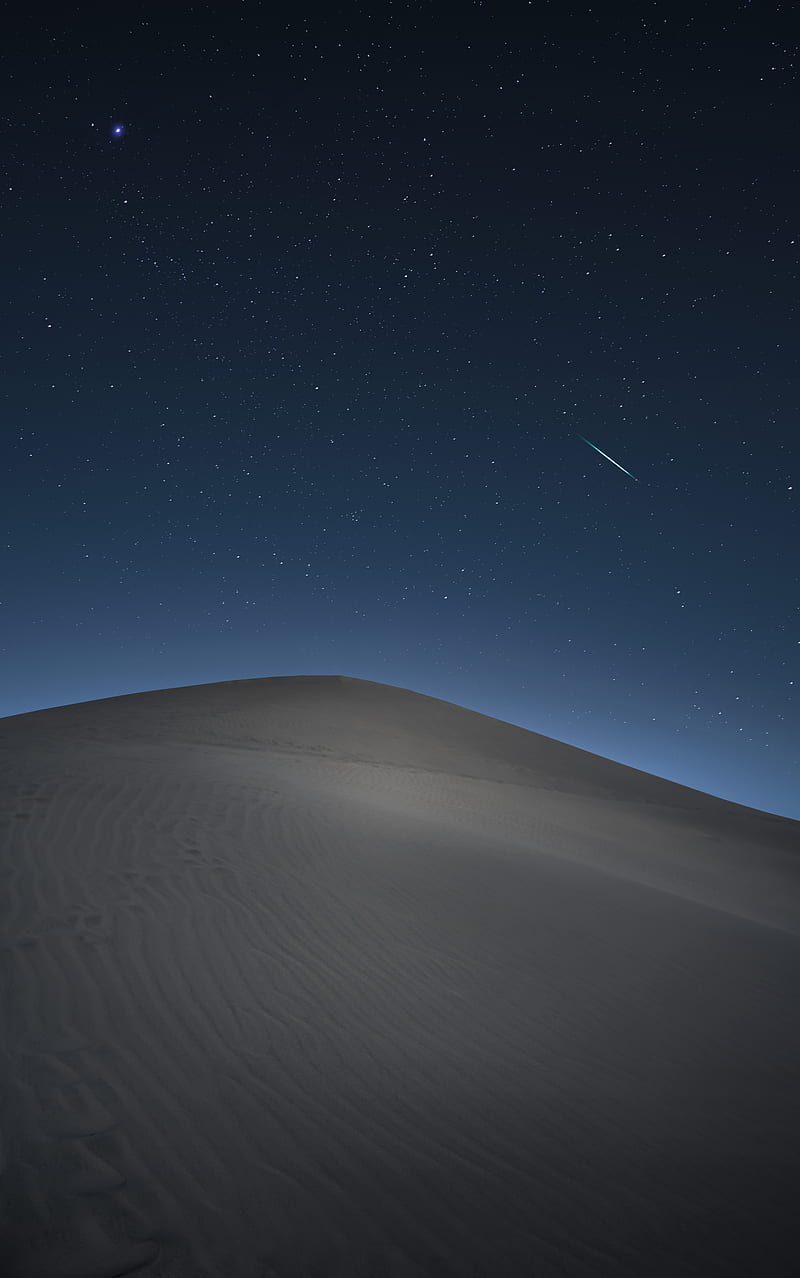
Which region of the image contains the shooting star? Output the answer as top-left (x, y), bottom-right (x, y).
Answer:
top-left (577, 433), bottom-right (638, 481)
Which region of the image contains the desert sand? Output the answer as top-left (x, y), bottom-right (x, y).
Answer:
top-left (0, 674), bottom-right (798, 1277)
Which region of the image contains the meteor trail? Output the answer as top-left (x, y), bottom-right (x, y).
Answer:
top-left (577, 434), bottom-right (638, 481)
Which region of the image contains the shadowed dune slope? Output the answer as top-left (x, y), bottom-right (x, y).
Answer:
top-left (1, 675), bottom-right (798, 1277)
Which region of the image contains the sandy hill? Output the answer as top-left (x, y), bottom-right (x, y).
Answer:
top-left (1, 675), bottom-right (798, 1277)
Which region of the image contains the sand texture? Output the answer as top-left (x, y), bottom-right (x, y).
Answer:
top-left (1, 674), bottom-right (798, 1276)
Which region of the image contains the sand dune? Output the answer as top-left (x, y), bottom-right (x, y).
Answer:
top-left (1, 674), bottom-right (798, 1277)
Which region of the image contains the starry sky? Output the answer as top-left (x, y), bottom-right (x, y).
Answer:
top-left (3, 2), bottom-right (798, 819)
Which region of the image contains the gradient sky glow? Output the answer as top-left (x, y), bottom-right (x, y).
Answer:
top-left (2, 2), bottom-right (798, 818)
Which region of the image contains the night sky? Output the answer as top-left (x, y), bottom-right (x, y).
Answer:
top-left (3, 2), bottom-right (798, 819)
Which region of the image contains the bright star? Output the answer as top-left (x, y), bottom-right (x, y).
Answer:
top-left (110, 122), bottom-right (126, 139)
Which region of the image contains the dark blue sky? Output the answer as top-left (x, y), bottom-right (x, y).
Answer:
top-left (3, 2), bottom-right (798, 818)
